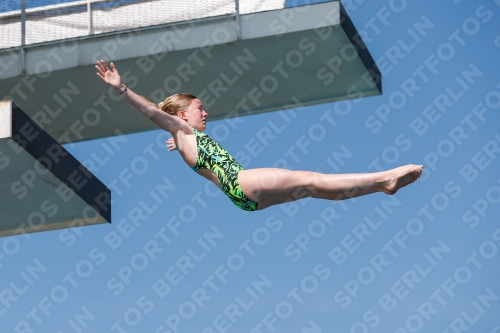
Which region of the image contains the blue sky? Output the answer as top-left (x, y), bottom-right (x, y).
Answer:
top-left (1, 0), bottom-right (500, 333)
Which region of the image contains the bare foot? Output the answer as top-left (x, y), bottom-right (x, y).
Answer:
top-left (382, 165), bottom-right (423, 195)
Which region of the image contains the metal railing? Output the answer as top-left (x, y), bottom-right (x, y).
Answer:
top-left (0, 0), bottom-right (243, 50)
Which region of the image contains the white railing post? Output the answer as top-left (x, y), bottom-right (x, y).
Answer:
top-left (21, 0), bottom-right (26, 74)
top-left (21, 0), bottom-right (26, 46)
top-left (88, 0), bottom-right (94, 35)
top-left (235, 0), bottom-right (242, 40)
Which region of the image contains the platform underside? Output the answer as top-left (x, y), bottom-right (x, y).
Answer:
top-left (0, 1), bottom-right (380, 143)
top-left (0, 101), bottom-right (111, 237)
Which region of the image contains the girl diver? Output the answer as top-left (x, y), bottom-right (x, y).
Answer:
top-left (96, 60), bottom-right (423, 211)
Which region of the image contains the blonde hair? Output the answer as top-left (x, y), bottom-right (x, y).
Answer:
top-left (141, 93), bottom-right (197, 115)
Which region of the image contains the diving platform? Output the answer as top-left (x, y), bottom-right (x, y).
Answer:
top-left (0, 100), bottom-right (111, 237)
top-left (0, 0), bottom-right (381, 143)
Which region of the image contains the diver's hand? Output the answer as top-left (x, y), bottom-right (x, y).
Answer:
top-left (166, 138), bottom-right (177, 151)
top-left (95, 60), bottom-right (122, 89)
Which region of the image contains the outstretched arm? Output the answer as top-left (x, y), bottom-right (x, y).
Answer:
top-left (95, 60), bottom-right (185, 134)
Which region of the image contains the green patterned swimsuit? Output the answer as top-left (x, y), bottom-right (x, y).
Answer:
top-left (191, 128), bottom-right (258, 211)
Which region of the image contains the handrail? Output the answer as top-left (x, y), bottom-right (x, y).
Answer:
top-left (0, 0), bottom-right (241, 50)
top-left (0, 0), bottom-right (116, 19)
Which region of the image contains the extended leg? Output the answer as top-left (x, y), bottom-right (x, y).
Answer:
top-left (238, 164), bottom-right (423, 205)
